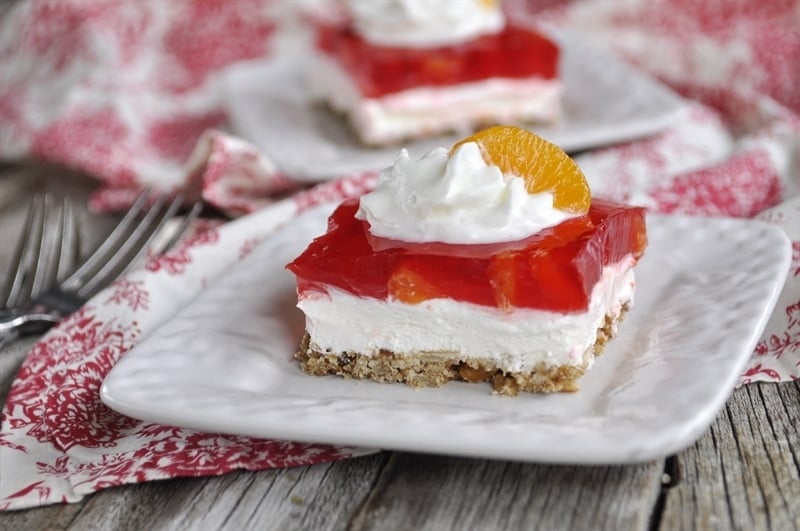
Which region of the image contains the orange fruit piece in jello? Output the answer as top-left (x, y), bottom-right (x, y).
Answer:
top-left (451, 125), bottom-right (591, 214)
top-left (388, 266), bottom-right (444, 304)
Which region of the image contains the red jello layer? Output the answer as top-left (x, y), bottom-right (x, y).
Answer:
top-left (287, 199), bottom-right (647, 314)
top-left (315, 22), bottom-right (559, 99)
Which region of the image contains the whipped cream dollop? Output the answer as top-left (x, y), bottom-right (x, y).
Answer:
top-left (356, 142), bottom-right (577, 244)
top-left (346, 0), bottom-right (505, 48)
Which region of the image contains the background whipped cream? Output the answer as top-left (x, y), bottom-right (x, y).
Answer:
top-left (346, 0), bottom-right (505, 48)
top-left (356, 142), bottom-right (576, 244)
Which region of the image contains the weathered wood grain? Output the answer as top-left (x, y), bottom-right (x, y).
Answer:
top-left (348, 453), bottom-right (664, 531)
top-left (58, 454), bottom-right (389, 531)
top-left (660, 382), bottom-right (800, 531)
top-left (0, 499), bottom-right (86, 531)
top-left (5, 383), bottom-right (798, 531)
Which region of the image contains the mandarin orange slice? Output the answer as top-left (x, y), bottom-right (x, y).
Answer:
top-left (388, 266), bottom-right (444, 304)
top-left (451, 125), bottom-right (591, 214)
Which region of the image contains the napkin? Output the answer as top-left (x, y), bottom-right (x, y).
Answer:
top-left (0, 177), bottom-right (376, 511)
top-left (1, 0), bottom-right (799, 511)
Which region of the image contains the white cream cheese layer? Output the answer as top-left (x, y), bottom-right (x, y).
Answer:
top-left (347, 0), bottom-right (505, 48)
top-left (298, 256), bottom-right (636, 373)
top-left (307, 54), bottom-right (561, 145)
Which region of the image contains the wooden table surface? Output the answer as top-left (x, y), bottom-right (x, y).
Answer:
top-left (0, 164), bottom-right (799, 531)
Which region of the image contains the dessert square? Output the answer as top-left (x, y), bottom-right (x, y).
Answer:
top-left (287, 126), bottom-right (647, 395)
top-left (307, 1), bottom-right (561, 145)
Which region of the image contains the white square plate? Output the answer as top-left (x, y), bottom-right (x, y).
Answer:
top-left (101, 204), bottom-right (791, 464)
top-left (223, 31), bottom-right (686, 181)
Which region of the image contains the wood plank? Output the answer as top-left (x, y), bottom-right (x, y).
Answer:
top-left (287, 454), bottom-right (390, 530)
top-left (348, 453), bottom-right (664, 531)
top-left (660, 382), bottom-right (800, 530)
top-left (61, 453), bottom-right (388, 530)
top-left (0, 500), bottom-right (87, 531)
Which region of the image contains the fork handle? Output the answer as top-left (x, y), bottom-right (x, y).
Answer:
top-left (0, 309), bottom-right (61, 337)
top-left (36, 290), bottom-right (85, 316)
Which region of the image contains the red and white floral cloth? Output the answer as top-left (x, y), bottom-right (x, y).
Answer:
top-left (0, 176), bottom-right (376, 511)
top-left (1, 0), bottom-right (798, 511)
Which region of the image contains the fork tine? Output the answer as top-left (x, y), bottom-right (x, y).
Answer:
top-left (57, 199), bottom-right (80, 282)
top-left (2, 195), bottom-right (46, 309)
top-left (33, 197), bottom-right (77, 297)
top-left (30, 195), bottom-right (60, 298)
top-left (0, 197), bottom-right (37, 307)
top-left (59, 188), bottom-right (151, 292)
top-left (154, 200), bottom-right (202, 255)
top-left (74, 193), bottom-right (185, 299)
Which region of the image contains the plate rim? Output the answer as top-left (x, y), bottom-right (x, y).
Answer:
top-left (223, 30), bottom-right (687, 181)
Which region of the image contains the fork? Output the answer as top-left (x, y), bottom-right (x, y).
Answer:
top-left (0, 191), bottom-right (201, 345)
top-left (0, 195), bottom-right (79, 348)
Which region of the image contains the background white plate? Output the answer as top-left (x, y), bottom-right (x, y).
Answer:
top-left (224, 32), bottom-right (686, 181)
top-left (102, 205), bottom-right (791, 464)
